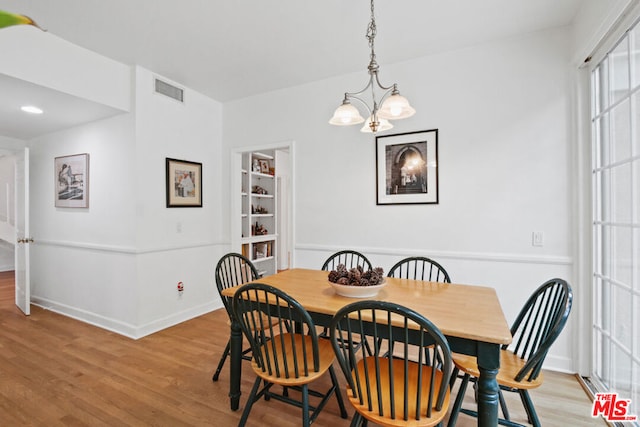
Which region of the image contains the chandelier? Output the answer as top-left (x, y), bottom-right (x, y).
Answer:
top-left (329, 0), bottom-right (415, 133)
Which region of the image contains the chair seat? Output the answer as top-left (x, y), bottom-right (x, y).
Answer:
top-left (348, 357), bottom-right (450, 427)
top-left (452, 350), bottom-right (544, 390)
top-left (252, 333), bottom-right (336, 386)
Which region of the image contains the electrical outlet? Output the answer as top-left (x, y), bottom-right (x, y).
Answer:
top-left (532, 231), bottom-right (544, 247)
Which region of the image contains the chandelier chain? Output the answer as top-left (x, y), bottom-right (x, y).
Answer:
top-left (366, 0), bottom-right (377, 64)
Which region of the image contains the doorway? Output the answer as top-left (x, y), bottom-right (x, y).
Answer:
top-left (0, 152), bottom-right (16, 276)
top-left (231, 141), bottom-right (294, 272)
top-left (0, 146), bottom-right (30, 315)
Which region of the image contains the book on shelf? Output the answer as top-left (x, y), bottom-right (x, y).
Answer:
top-left (253, 242), bottom-right (266, 259)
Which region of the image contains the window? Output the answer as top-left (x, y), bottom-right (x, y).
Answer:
top-left (591, 18), bottom-right (640, 421)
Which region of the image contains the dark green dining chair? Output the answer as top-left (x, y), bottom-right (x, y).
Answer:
top-left (211, 252), bottom-right (260, 382)
top-left (232, 283), bottom-right (348, 427)
top-left (447, 278), bottom-right (573, 427)
top-left (385, 256), bottom-right (451, 362)
top-left (329, 299), bottom-right (453, 426)
top-left (320, 250), bottom-right (373, 348)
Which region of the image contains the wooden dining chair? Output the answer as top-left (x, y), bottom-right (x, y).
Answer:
top-left (211, 252), bottom-right (260, 382)
top-left (387, 256), bottom-right (451, 283)
top-left (232, 283), bottom-right (348, 427)
top-left (447, 278), bottom-right (573, 427)
top-left (321, 249), bottom-right (372, 272)
top-left (319, 249), bottom-right (373, 346)
top-left (385, 256), bottom-right (451, 363)
top-left (329, 300), bottom-right (453, 427)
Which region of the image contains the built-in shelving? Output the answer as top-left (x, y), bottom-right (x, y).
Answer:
top-left (240, 150), bottom-right (277, 276)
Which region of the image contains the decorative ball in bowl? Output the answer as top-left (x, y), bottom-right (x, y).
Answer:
top-left (327, 265), bottom-right (386, 298)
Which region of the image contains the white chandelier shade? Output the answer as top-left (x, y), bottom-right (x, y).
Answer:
top-left (328, 100), bottom-right (365, 126)
top-left (378, 92), bottom-right (416, 120)
top-left (360, 116), bottom-right (393, 133)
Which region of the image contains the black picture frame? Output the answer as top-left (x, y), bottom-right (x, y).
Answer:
top-left (375, 129), bottom-right (439, 205)
top-left (166, 158), bottom-right (202, 207)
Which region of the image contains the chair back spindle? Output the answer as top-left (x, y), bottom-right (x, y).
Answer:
top-left (387, 256), bottom-right (451, 283)
top-left (321, 250), bottom-right (372, 272)
top-left (215, 253), bottom-right (259, 316)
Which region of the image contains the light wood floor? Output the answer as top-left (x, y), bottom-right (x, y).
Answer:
top-left (0, 271), bottom-right (604, 426)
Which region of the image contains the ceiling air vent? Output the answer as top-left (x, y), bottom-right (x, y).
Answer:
top-left (154, 78), bottom-right (184, 103)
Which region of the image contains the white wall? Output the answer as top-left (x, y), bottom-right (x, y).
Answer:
top-left (29, 112), bottom-right (140, 332)
top-left (0, 26), bottom-right (130, 111)
top-left (224, 28), bottom-right (576, 371)
top-left (132, 67), bottom-right (226, 333)
top-left (26, 65), bottom-right (226, 338)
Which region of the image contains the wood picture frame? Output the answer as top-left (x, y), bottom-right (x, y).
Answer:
top-left (55, 153), bottom-right (89, 208)
top-left (259, 159), bottom-right (270, 174)
top-left (375, 129), bottom-right (439, 205)
top-left (166, 158), bottom-right (202, 207)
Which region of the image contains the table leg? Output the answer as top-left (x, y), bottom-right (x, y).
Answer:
top-left (476, 342), bottom-right (500, 427)
top-left (229, 319), bottom-right (243, 410)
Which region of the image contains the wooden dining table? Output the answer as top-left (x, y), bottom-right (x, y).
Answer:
top-left (220, 268), bottom-right (512, 427)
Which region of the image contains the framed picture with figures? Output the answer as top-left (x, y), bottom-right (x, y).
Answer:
top-left (166, 158), bottom-right (202, 207)
top-left (55, 153), bottom-right (89, 208)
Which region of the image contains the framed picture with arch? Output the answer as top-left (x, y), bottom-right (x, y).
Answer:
top-left (375, 129), bottom-right (438, 205)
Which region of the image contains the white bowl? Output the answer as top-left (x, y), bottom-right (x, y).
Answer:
top-left (328, 279), bottom-right (386, 298)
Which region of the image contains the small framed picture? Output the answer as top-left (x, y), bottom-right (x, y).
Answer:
top-left (376, 129), bottom-right (439, 205)
top-left (166, 158), bottom-right (202, 207)
top-left (259, 159), bottom-right (270, 174)
top-left (55, 153), bottom-right (89, 208)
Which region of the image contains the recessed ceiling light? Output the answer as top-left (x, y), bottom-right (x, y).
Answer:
top-left (21, 105), bottom-right (43, 114)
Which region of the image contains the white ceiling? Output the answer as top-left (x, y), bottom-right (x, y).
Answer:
top-left (0, 0), bottom-right (584, 140)
top-left (0, 74), bottom-right (123, 140)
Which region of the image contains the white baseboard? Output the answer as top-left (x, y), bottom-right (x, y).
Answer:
top-left (544, 353), bottom-right (575, 374)
top-left (31, 295), bottom-right (224, 339)
top-left (135, 301), bottom-right (224, 338)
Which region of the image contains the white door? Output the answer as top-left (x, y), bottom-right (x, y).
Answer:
top-left (14, 147), bottom-right (30, 315)
top-left (590, 20), bottom-right (639, 416)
